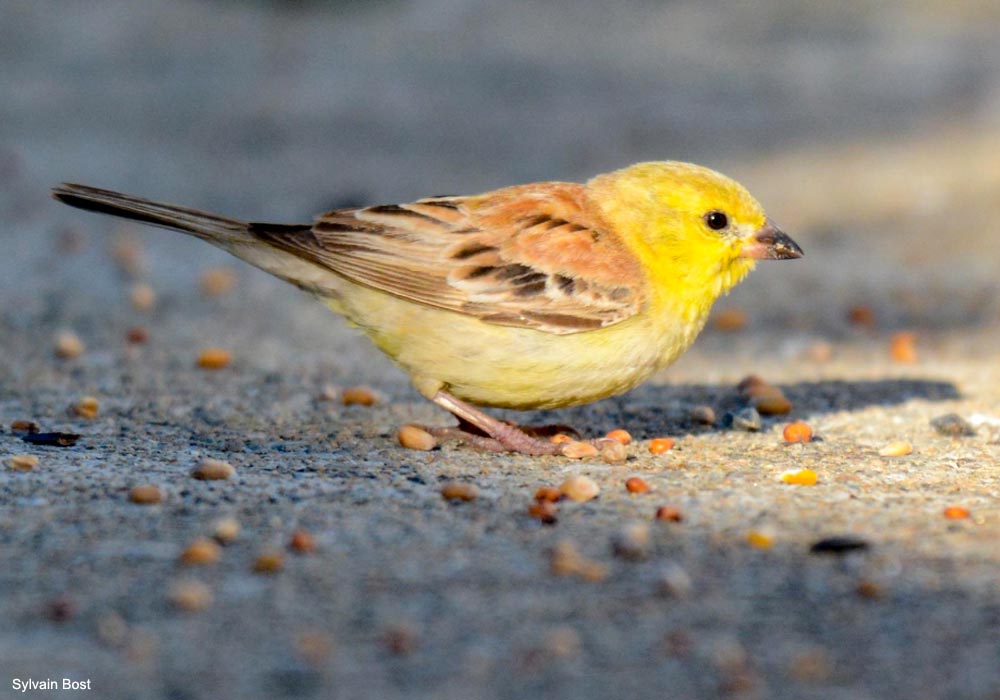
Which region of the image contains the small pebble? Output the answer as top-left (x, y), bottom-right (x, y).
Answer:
top-left (625, 476), bottom-right (651, 494)
top-left (46, 596), bottom-right (77, 622)
top-left (527, 500), bottom-right (558, 524)
top-left (252, 551), bottom-right (285, 574)
top-left (111, 235), bottom-right (146, 277)
top-left (753, 392), bottom-right (793, 416)
top-left (10, 420), bottom-right (40, 435)
top-left (655, 506), bottom-right (684, 522)
top-left (561, 441), bottom-right (598, 459)
top-left (169, 581), bottom-right (213, 612)
top-left (690, 406), bottom-right (716, 426)
top-left (930, 413), bottom-right (976, 437)
top-left (196, 347), bottom-right (231, 370)
top-left (128, 485), bottom-right (164, 504)
top-left (943, 506), bottom-right (970, 520)
top-left (783, 421), bottom-right (813, 443)
top-left (648, 437), bottom-right (675, 454)
top-left (713, 308), bottom-right (747, 331)
top-left (605, 429), bottom-right (632, 445)
top-left (889, 331), bottom-right (918, 363)
top-left (199, 267), bottom-right (237, 297)
top-left (736, 374), bottom-right (769, 397)
top-left (21, 432), bottom-right (79, 447)
top-left (559, 475), bottom-right (600, 502)
top-left (126, 326), bottom-right (149, 344)
top-left (54, 331), bottom-right (85, 359)
top-left (599, 439), bottom-right (628, 464)
top-left (657, 563), bottom-right (693, 598)
top-left (382, 624), bottom-right (418, 655)
top-left (440, 482), bottom-right (478, 501)
top-left (611, 521), bottom-right (651, 560)
top-left (746, 529), bottom-right (774, 549)
top-left (212, 517), bottom-right (241, 545)
top-left (878, 440), bottom-right (913, 457)
top-left (289, 529), bottom-right (317, 553)
top-left (780, 468), bottom-right (818, 486)
top-left (179, 538), bottom-right (221, 566)
top-left (397, 424), bottom-right (436, 451)
top-left (96, 612), bottom-right (129, 647)
top-left (534, 486), bottom-right (561, 502)
top-left (724, 407), bottom-right (761, 432)
top-left (855, 580), bottom-right (883, 599)
top-left (342, 386), bottom-right (377, 406)
top-left (9, 454), bottom-right (39, 471)
top-left (72, 396), bottom-right (100, 420)
top-left (191, 458), bottom-right (235, 480)
top-left (543, 626), bottom-right (582, 658)
top-left (809, 536), bottom-right (870, 555)
top-left (129, 283), bottom-right (156, 311)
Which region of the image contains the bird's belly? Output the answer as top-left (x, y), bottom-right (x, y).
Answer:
top-left (326, 286), bottom-right (700, 410)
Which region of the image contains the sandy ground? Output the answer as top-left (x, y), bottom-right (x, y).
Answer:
top-left (2, 2), bottom-right (1000, 698)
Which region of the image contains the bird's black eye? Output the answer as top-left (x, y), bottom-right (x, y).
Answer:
top-left (704, 211), bottom-right (729, 231)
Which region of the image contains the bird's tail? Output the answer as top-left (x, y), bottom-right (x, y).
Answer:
top-left (51, 183), bottom-right (251, 243)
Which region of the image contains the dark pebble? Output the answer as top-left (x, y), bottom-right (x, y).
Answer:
top-left (810, 536), bottom-right (870, 555)
top-left (22, 432), bottom-right (81, 447)
top-left (723, 407), bottom-right (761, 432)
top-left (930, 413), bottom-right (976, 437)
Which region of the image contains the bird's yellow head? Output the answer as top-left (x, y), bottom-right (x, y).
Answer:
top-left (589, 161), bottom-right (801, 313)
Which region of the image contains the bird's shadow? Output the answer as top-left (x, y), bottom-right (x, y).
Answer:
top-left (512, 378), bottom-right (961, 439)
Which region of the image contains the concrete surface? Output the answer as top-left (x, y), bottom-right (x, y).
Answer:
top-left (2, 2), bottom-right (1000, 699)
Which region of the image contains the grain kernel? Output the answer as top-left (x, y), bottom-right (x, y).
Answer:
top-left (599, 439), bottom-right (628, 464)
top-left (342, 386), bottom-right (377, 405)
top-left (196, 347), bottom-right (231, 370)
top-left (169, 580), bottom-right (212, 612)
top-left (199, 267), bottom-right (237, 297)
top-left (9, 454), bottom-right (39, 471)
top-left (128, 484), bottom-right (163, 504)
top-left (440, 482), bottom-right (478, 501)
top-left (655, 506), bottom-right (683, 522)
top-left (780, 468), bottom-right (818, 486)
top-left (179, 538), bottom-right (221, 566)
top-left (289, 529), bottom-right (317, 553)
top-left (534, 486), bottom-right (561, 502)
top-left (397, 424), bottom-right (436, 451)
top-left (605, 429), bottom-right (632, 445)
top-left (73, 396), bottom-right (100, 419)
top-left (550, 540), bottom-right (607, 581)
top-left (561, 441), bottom-right (599, 459)
top-left (54, 331), bottom-right (85, 359)
top-left (713, 308), bottom-right (747, 331)
top-left (625, 476), bottom-right (650, 494)
top-left (10, 420), bottom-right (40, 435)
top-left (212, 517), bottom-right (241, 545)
top-left (783, 422), bottom-right (813, 443)
top-left (191, 458), bottom-right (235, 480)
top-left (648, 437), bottom-right (675, 454)
top-left (549, 433), bottom-right (573, 444)
top-left (746, 529), bottom-right (774, 549)
top-left (559, 475), bottom-right (600, 502)
top-left (878, 440), bottom-right (913, 457)
top-left (125, 326), bottom-right (149, 344)
top-left (383, 624), bottom-right (418, 655)
top-left (129, 283), bottom-right (156, 311)
top-left (528, 500), bottom-right (558, 524)
top-left (847, 304), bottom-right (876, 327)
top-left (252, 551), bottom-right (284, 574)
top-left (889, 331), bottom-right (918, 363)
top-left (943, 506), bottom-right (970, 519)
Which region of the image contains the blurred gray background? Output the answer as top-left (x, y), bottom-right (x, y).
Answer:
top-left (3, 2), bottom-right (1000, 699)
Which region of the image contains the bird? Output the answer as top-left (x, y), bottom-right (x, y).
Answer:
top-left (52, 161), bottom-right (802, 456)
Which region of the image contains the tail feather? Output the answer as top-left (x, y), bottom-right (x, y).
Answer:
top-left (52, 183), bottom-right (250, 242)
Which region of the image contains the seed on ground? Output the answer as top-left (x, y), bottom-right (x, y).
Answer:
top-left (528, 500), bottom-right (558, 524)
top-left (562, 441), bottom-right (599, 459)
top-left (599, 439), bottom-right (628, 464)
top-left (847, 304), bottom-right (876, 327)
top-left (550, 540), bottom-right (607, 581)
top-left (72, 396), bottom-right (100, 419)
top-left (625, 476), bottom-right (651, 494)
top-left (855, 579), bottom-right (883, 599)
top-left (943, 506), bottom-right (970, 519)
top-left (179, 538), bottom-right (221, 566)
top-left (713, 308), bottom-right (747, 331)
top-left (805, 341), bottom-right (833, 363)
top-left (199, 266), bottom-right (237, 297)
top-left (341, 386), bottom-right (377, 405)
top-left (46, 596), bottom-right (77, 622)
top-left (543, 626), bottom-right (582, 658)
top-left (54, 331), bottom-right (85, 359)
top-left (397, 424), bottom-right (436, 451)
top-left (129, 283), bottom-right (156, 311)
top-left (889, 331), bottom-right (918, 363)
top-left (746, 529), bottom-right (774, 549)
top-left (559, 475), bottom-right (600, 502)
top-left (440, 482), bottom-right (478, 501)
top-left (648, 437), bottom-right (675, 454)
top-left (168, 580), bottom-right (212, 612)
top-left (612, 522), bottom-right (651, 560)
top-left (655, 506), bottom-right (684, 522)
top-left (657, 563), bottom-right (693, 598)
top-left (196, 347), bottom-right (231, 370)
top-left (382, 623), bottom-right (418, 655)
top-left (780, 468), bottom-right (818, 486)
top-left (9, 454), bottom-right (39, 471)
top-left (783, 422), bottom-right (813, 443)
top-left (930, 413), bottom-right (976, 437)
top-left (295, 630), bottom-right (333, 666)
top-left (605, 429), bottom-right (632, 445)
top-left (128, 484), bottom-right (163, 504)
top-left (212, 517), bottom-right (240, 545)
top-left (754, 392), bottom-right (793, 415)
top-left (125, 326), bottom-right (149, 344)
top-left (10, 420), bottom-right (40, 435)
top-left (289, 529), bottom-right (317, 553)
top-left (878, 440), bottom-right (913, 457)
top-left (252, 551), bottom-right (284, 574)
top-left (191, 458), bottom-right (235, 480)
top-left (534, 486), bottom-right (561, 502)
top-left (549, 433), bottom-right (573, 444)
top-left (690, 405), bottom-right (716, 425)
top-left (111, 234), bottom-right (146, 277)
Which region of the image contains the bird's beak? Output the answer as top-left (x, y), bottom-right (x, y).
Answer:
top-left (739, 220), bottom-right (804, 260)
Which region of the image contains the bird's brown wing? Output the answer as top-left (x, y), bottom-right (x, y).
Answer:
top-left (250, 182), bottom-right (646, 335)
